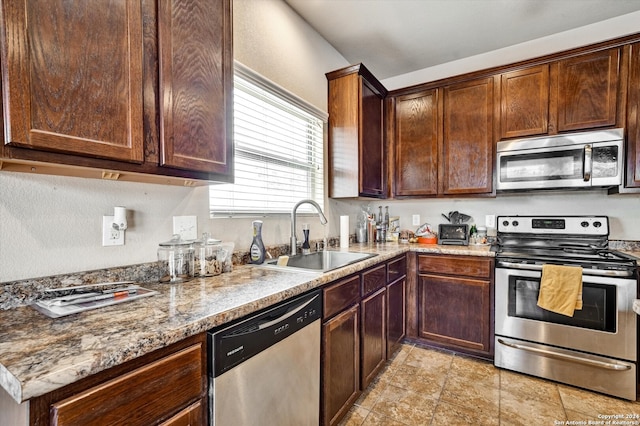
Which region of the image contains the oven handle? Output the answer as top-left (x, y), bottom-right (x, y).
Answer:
top-left (584, 144), bottom-right (592, 182)
top-left (497, 339), bottom-right (631, 371)
top-left (496, 260), bottom-right (633, 277)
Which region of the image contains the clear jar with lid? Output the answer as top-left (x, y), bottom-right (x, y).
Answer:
top-left (158, 234), bottom-right (194, 283)
top-left (193, 232), bottom-right (222, 277)
top-left (476, 226), bottom-right (488, 244)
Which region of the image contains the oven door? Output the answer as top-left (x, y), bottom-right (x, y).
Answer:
top-left (495, 267), bottom-right (636, 361)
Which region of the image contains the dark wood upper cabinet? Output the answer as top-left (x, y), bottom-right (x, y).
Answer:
top-left (393, 90), bottom-right (439, 196)
top-left (440, 77), bottom-right (494, 195)
top-left (554, 48), bottom-right (621, 132)
top-left (391, 78), bottom-right (494, 197)
top-left (498, 65), bottom-right (550, 139)
top-left (626, 43), bottom-right (640, 189)
top-left (158, 0), bottom-right (233, 175)
top-left (497, 48), bottom-right (623, 140)
top-left (327, 64), bottom-right (387, 198)
top-left (0, 0), bottom-right (233, 185)
top-left (1, 0), bottom-right (144, 163)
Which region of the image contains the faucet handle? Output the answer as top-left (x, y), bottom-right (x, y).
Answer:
top-left (316, 240), bottom-right (326, 252)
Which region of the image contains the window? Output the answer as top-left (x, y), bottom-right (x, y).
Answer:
top-left (209, 63), bottom-right (326, 217)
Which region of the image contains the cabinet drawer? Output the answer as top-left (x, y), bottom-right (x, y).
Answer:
top-left (362, 264), bottom-right (386, 296)
top-left (324, 275), bottom-right (361, 319)
top-left (51, 344), bottom-right (204, 426)
top-left (387, 255), bottom-right (407, 283)
top-left (418, 255), bottom-right (492, 278)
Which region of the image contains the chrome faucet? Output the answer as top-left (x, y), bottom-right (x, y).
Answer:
top-left (291, 199), bottom-right (328, 256)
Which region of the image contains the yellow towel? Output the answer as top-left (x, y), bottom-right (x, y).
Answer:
top-left (537, 264), bottom-right (583, 317)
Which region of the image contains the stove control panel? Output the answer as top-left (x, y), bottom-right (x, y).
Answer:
top-left (498, 216), bottom-right (609, 235)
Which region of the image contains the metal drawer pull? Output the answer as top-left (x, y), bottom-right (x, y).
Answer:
top-left (497, 339), bottom-right (632, 371)
top-left (496, 261), bottom-right (633, 277)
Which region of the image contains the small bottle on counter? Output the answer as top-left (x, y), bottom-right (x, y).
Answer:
top-left (249, 220), bottom-right (266, 264)
top-left (302, 223), bottom-right (311, 255)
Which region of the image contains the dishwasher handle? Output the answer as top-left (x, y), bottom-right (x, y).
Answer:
top-left (257, 293), bottom-right (320, 331)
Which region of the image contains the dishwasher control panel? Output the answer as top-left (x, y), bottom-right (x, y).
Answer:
top-left (209, 290), bottom-right (322, 376)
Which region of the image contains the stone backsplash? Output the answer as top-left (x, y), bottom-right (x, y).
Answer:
top-left (0, 236), bottom-right (346, 310)
top-left (2, 237), bottom-right (636, 310)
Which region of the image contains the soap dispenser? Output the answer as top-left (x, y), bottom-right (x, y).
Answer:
top-left (249, 220), bottom-right (266, 264)
top-left (301, 224), bottom-right (311, 255)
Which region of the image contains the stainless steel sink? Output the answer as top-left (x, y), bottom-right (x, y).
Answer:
top-left (263, 251), bottom-right (377, 273)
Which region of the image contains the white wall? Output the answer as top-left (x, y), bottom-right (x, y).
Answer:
top-left (1, 1), bottom-right (639, 283)
top-left (352, 191), bottom-right (640, 242)
top-left (382, 11), bottom-right (640, 90)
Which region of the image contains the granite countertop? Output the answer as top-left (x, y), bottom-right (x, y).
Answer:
top-left (0, 243), bottom-right (493, 404)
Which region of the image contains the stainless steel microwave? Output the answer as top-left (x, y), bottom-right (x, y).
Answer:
top-left (496, 128), bottom-right (624, 191)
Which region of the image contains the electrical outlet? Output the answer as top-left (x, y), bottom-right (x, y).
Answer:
top-left (173, 216), bottom-right (197, 240)
top-left (485, 214), bottom-right (496, 228)
top-left (412, 214), bottom-right (420, 226)
top-left (102, 216), bottom-right (124, 246)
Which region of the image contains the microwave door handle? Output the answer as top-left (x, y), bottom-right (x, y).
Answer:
top-left (583, 144), bottom-right (592, 182)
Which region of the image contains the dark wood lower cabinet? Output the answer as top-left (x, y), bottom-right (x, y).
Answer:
top-left (321, 254), bottom-right (407, 426)
top-left (408, 254), bottom-right (494, 360)
top-left (418, 274), bottom-right (491, 352)
top-left (361, 287), bottom-right (386, 389)
top-left (322, 305), bottom-right (360, 426)
top-left (386, 276), bottom-right (406, 356)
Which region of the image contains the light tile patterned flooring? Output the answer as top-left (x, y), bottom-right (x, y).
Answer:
top-left (339, 343), bottom-right (640, 425)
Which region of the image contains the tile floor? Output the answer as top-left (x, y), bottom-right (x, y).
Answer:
top-left (339, 343), bottom-right (640, 426)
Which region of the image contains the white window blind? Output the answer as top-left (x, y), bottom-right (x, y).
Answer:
top-left (210, 64), bottom-right (326, 217)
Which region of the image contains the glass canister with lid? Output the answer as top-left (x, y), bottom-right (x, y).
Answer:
top-left (158, 234), bottom-right (195, 283)
top-left (193, 232), bottom-right (223, 277)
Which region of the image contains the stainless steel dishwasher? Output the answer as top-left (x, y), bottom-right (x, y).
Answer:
top-left (208, 289), bottom-right (322, 425)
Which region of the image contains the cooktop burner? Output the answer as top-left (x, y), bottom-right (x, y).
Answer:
top-left (494, 215), bottom-right (637, 271)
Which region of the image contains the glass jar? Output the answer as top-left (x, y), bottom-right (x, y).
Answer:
top-left (157, 234), bottom-right (194, 283)
top-left (193, 233), bottom-right (222, 277)
top-left (476, 226), bottom-right (488, 244)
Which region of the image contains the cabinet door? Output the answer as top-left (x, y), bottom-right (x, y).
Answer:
top-left (1, 0), bottom-right (144, 162)
top-left (499, 65), bottom-right (549, 139)
top-left (361, 287), bottom-right (386, 389)
top-left (626, 43), bottom-right (640, 188)
top-left (360, 77), bottom-right (385, 197)
top-left (394, 90), bottom-right (439, 196)
top-left (328, 73), bottom-right (359, 198)
top-left (441, 77), bottom-right (494, 195)
top-left (386, 276), bottom-right (406, 357)
top-left (322, 305), bottom-right (360, 426)
top-left (158, 0), bottom-right (233, 175)
top-left (418, 274), bottom-right (491, 353)
top-left (555, 49), bottom-right (620, 132)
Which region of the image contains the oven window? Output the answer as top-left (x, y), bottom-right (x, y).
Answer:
top-left (500, 149), bottom-right (583, 182)
top-left (508, 276), bottom-right (616, 332)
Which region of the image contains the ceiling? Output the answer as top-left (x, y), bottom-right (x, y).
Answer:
top-left (285, 0), bottom-right (640, 80)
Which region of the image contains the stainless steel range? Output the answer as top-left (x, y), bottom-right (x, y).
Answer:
top-left (493, 216), bottom-right (638, 400)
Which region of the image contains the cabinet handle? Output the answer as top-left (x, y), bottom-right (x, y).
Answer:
top-left (497, 339), bottom-right (631, 371)
top-left (496, 260), bottom-right (633, 277)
